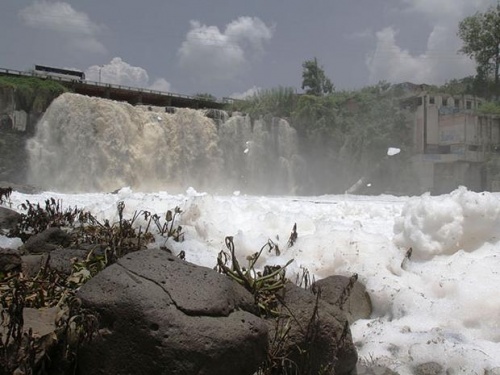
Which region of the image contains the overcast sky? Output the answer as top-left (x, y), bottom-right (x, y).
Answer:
top-left (0, 0), bottom-right (496, 98)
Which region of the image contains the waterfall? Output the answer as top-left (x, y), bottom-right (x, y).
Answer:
top-left (26, 93), bottom-right (302, 194)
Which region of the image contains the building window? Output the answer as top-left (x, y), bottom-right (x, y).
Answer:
top-left (454, 99), bottom-right (460, 108)
top-left (429, 96), bottom-right (435, 104)
top-left (466, 101), bottom-right (472, 109)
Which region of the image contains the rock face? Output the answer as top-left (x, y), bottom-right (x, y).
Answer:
top-left (313, 275), bottom-right (372, 324)
top-left (0, 206), bottom-right (21, 232)
top-left (268, 282), bottom-right (358, 375)
top-left (0, 247), bottom-right (21, 272)
top-left (0, 82), bottom-right (63, 183)
top-left (76, 248), bottom-right (269, 375)
top-left (46, 248), bottom-right (89, 275)
top-left (20, 227), bottom-right (72, 254)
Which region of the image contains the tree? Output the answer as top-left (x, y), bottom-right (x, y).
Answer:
top-left (301, 58), bottom-right (334, 96)
top-left (458, 5), bottom-right (500, 98)
top-left (229, 86), bottom-right (296, 119)
top-left (193, 93), bottom-right (217, 101)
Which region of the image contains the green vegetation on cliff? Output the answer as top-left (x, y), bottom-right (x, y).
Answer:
top-left (229, 82), bottom-right (414, 193)
top-left (0, 75), bottom-right (67, 112)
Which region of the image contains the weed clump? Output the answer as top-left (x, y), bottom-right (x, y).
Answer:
top-left (0, 187), bottom-right (12, 205)
top-left (216, 224), bottom-right (357, 375)
top-left (0, 199), bottom-right (183, 374)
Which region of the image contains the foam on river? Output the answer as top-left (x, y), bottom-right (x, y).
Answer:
top-left (2, 186), bottom-right (499, 373)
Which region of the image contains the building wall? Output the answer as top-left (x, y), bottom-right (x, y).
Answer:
top-left (427, 105), bottom-right (439, 145)
top-left (410, 93), bottom-right (494, 193)
top-left (439, 113), bottom-right (465, 144)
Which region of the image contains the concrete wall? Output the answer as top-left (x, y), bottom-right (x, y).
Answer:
top-left (439, 113), bottom-right (465, 144)
top-left (411, 154), bottom-right (435, 192)
top-left (410, 94), bottom-right (493, 193)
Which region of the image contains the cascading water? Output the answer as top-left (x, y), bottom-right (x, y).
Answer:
top-left (26, 93), bottom-right (303, 193)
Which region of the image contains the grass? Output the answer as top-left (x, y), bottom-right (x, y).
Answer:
top-left (0, 75), bottom-right (67, 93)
top-left (478, 101), bottom-right (500, 115)
top-left (216, 225), bottom-right (357, 375)
top-left (0, 75), bottom-right (67, 112)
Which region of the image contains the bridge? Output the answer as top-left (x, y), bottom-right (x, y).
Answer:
top-left (0, 67), bottom-right (228, 110)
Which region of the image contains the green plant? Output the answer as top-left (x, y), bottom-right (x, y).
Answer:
top-left (478, 101), bottom-right (500, 115)
top-left (217, 236), bottom-right (292, 316)
top-left (0, 256), bottom-right (99, 374)
top-left (301, 57), bottom-right (334, 96)
top-left (0, 187), bottom-right (12, 205)
top-left (458, 4), bottom-right (500, 98)
top-left (0, 75), bottom-right (68, 112)
top-left (287, 223), bottom-right (298, 248)
top-left (8, 198), bottom-right (81, 242)
top-left (1, 199), bottom-right (187, 374)
top-left (150, 206), bottom-right (184, 242)
top-left (229, 86), bottom-right (297, 119)
top-left (215, 224), bottom-right (349, 375)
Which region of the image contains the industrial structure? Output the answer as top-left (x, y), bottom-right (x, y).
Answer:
top-left (403, 92), bottom-right (500, 193)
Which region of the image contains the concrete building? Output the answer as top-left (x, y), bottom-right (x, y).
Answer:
top-left (402, 93), bottom-right (500, 193)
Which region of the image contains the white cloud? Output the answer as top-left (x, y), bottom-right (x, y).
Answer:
top-left (19, 0), bottom-right (106, 54)
top-left (366, 26), bottom-right (474, 84)
top-left (225, 17), bottom-right (274, 53)
top-left (366, 0), bottom-right (496, 84)
top-left (230, 86), bottom-right (261, 99)
top-left (85, 57), bottom-right (172, 92)
top-left (149, 78), bottom-right (172, 92)
top-left (177, 17), bottom-right (274, 82)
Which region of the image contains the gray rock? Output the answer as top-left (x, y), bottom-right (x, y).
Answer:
top-left (20, 227), bottom-right (72, 254)
top-left (0, 306), bottom-right (61, 375)
top-left (485, 368), bottom-right (500, 375)
top-left (21, 254), bottom-right (46, 277)
top-left (267, 282), bottom-right (358, 375)
top-left (77, 248), bottom-right (268, 375)
top-left (313, 275), bottom-right (372, 324)
top-left (414, 362), bottom-right (444, 375)
top-left (48, 248), bottom-right (88, 275)
top-left (0, 247), bottom-right (21, 271)
top-left (0, 206), bottom-right (21, 231)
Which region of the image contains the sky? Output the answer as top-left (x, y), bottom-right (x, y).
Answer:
top-left (0, 0), bottom-right (497, 98)
top-left (2, 186), bottom-right (500, 372)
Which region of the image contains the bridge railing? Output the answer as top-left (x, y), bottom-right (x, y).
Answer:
top-left (0, 67), bottom-right (225, 104)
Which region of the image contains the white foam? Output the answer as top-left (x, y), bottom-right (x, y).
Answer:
top-left (3, 187), bottom-right (500, 373)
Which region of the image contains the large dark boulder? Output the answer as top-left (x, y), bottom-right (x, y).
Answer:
top-left (0, 206), bottom-right (21, 231)
top-left (313, 275), bottom-right (372, 324)
top-left (47, 248), bottom-right (89, 275)
top-left (76, 248), bottom-right (268, 375)
top-left (267, 282), bottom-right (358, 375)
top-left (21, 254), bottom-right (47, 277)
top-left (0, 247), bottom-right (21, 272)
top-left (20, 227), bottom-right (72, 254)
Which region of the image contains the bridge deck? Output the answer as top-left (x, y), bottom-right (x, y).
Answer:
top-left (0, 67), bottom-right (227, 110)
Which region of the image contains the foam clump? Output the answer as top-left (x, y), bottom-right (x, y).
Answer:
top-left (393, 186), bottom-right (500, 259)
top-left (0, 235), bottom-right (23, 250)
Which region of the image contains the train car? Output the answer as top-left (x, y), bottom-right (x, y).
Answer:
top-left (34, 64), bottom-right (85, 81)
